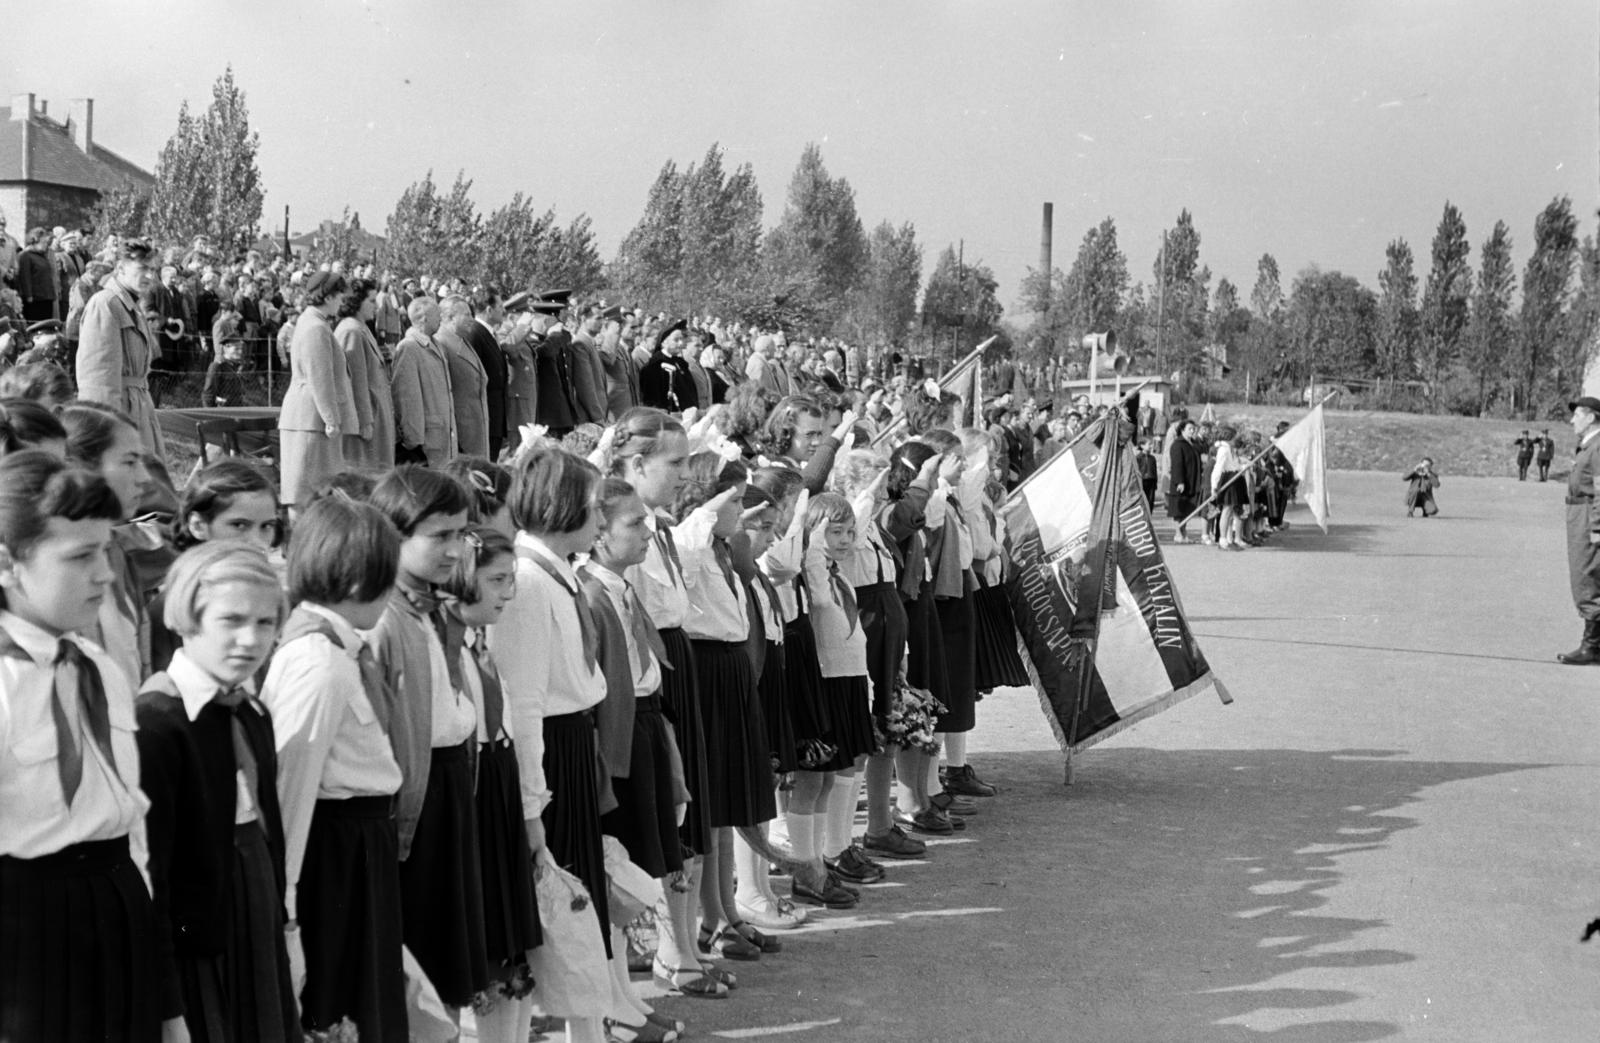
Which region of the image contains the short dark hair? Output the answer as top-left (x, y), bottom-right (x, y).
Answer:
top-left (508, 447), bottom-right (599, 535)
top-left (0, 361), bottom-right (72, 403)
top-left (438, 524), bottom-right (514, 605)
top-left (0, 451), bottom-right (122, 606)
top-left (338, 278), bottom-right (376, 319)
top-left (470, 286), bottom-right (502, 315)
top-left (173, 458), bottom-right (278, 550)
top-left (59, 402), bottom-right (139, 468)
top-left (0, 398), bottom-right (67, 453)
top-left (761, 396), bottom-right (826, 458)
top-left (369, 465), bottom-right (472, 537)
top-left (442, 457), bottom-right (511, 523)
top-left (286, 495), bottom-right (400, 606)
top-left (593, 477), bottom-right (640, 529)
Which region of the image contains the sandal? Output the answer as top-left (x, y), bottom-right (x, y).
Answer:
top-left (730, 919), bottom-right (782, 954)
top-left (647, 1011), bottom-right (686, 1034)
top-left (651, 956), bottom-right (728, 999)
top-left (605, 1017), bottom-right (679, 1043)
top-left (699, 924), bottom-right (761, 961)
top-left (697, 960), bottom-right (739, 989)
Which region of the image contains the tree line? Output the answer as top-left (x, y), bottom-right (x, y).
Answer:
top-left (1019, 200), bottom-right (1600, 419)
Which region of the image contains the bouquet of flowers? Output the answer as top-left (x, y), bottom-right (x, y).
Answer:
top-left (883, 680), bottom-right (945, 754)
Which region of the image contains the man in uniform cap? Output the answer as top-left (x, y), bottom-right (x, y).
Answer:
top-left (1559, 396), bottom-right (1600, 664)
top-left (529, 290), bottom-right (581, 437)
top-left (596, 305), bottom-right (640, 417)
top-left (77, 238), bottom-right (167, 457)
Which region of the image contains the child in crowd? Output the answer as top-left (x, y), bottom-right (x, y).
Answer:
top-left (0, 451), bottom-right (167, 1043)
top-left (60, 403), bottom-right (160, 689)
top-left (136, 542), bottom-right (296, 1043)
top-left (801, 492), bottom-right (883, 891)
top-left (201, 332), bottom-right (255, 407)
top-left (962, 428), bottom-right (1029, 703)
top-left (439, 525), bottom-right (544, 1043)
top-left (606, 408), bottom-right (728, 999)
top-left (367, 466), bottom-right (486, 1022)
top-left (674, 453), bottom-right (779, 961)
top-left (151, 458), bottom-right (280, 672)
top-left (491, 446), bottom-right (615, 1043)
top-left (262, 493), bottom-right (406, 1042)
top-left (444, 456), bottom-right (515, 536)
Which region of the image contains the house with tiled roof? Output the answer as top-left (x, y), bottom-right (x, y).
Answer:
top-left (0, 93), bottom-right (153, 236)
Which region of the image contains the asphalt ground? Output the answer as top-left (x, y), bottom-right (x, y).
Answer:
top-left (618, 469), bottom-right (1600, 1043)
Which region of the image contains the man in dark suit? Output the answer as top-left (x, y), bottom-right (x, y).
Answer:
top-left (569, 303), bottom-right (608, 424)
top-left (465, 287), bottom-right (510, 460)
top-left (597, 304), bottom-right (640, 418)
top-left (1514, 429), bottom-right (1536, 481)
top-left (1537, 428), bottom-right (1556, 482)
top-left (530, 290), bottom-right (580, 437)
top-left (1559, 397), bottom-right (1600, 664)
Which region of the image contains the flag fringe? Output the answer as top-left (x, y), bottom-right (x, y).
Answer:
top-left (1067, 670), bottom-right (1231, 754)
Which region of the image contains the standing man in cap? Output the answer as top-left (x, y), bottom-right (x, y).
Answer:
top-left (1537, 428), bottom-right (1556, 482)
top-left (465, 287), bottom-right (510, 460)
top-left (1558, 396), bottom-right (1600, 664)
top-left (1513, 429), bottom-right (1536, 481)
top-left (501, 291), bottom-right (539, 454)
top-left (597, 303), bottom-right (639, 418)
top-left (77, 237), bottom-right (167, 457)
top-left (390, 295), bottom-right (457, 466)
top-left (530, 290), bottom-right (582, 437)
top-left (569, 303), bottom-right (608, 424)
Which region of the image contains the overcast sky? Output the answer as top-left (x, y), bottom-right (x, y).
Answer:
top-left (12, 0), bottom-right (1597, 310)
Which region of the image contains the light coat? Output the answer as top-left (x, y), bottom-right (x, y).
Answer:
top-left (77, 282), bottom-right (167, 457)
top-left (336, 315), bottom-right (395, 468)
top-left (390, 328), bottom-right (457, 466)
top-left (439, 325), bottom-right (490, 459)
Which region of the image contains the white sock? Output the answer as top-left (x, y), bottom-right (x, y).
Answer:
top-left (475, 993), bottom-right (534, 1043)
top-left (823, 774), bottom-right (859, 858)
top-left (768, 798), bottom-right (790, 847)
top-left (786, 811), bottom-right (815, 862)
top-left (926, 745), bottom-right (944, 797)
top-left (567, 1015), bottom-right (607, 1043)
top-left (608, 925), bottom-right (651, 1021)
top-left (733, 828), bottom-right (767, 909)
top-left (945, 731), bottom-right (968, 769)
top-left (811, 810), bottom-right (829, 862)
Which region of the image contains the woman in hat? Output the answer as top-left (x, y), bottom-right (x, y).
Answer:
top-left (277, 273), bottom-right (357, 511)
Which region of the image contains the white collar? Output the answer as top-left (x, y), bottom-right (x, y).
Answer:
top-left (165, 648), bottom-right (247, 722)
top-left (302, 603), bottom-right (364, 659)
top-left (0, 610), bottom-right (72, 664)
top-left (516, 531), bottom-right (578, 585)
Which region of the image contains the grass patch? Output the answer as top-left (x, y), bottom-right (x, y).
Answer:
top-left (1197, 403), bottom-right (1567, 480)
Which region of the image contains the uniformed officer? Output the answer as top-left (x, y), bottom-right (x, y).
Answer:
top-left (1558, 397), bottom-right (1600, 664)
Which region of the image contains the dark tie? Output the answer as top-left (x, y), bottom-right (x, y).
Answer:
top-left (712, 539), bottom-right (741, 596)
top-left (215, 686), bottom-right (266, 830)
top-left (623, 578), bottom-right (671, 673)
top-left (473, 636), bottom-right (507, 741)
top-left (828, 561), bottom-right (860, 635)
top-left (438, 613), bottom-right (468, 692)
top-left (0, 631), bottom-right (117, 805)
top-left (354, 642), bottom-right (393, 734)
top-left (653, 524), bottom-right (684, 587)
top-left (522, 550), bottom-right (599, 668)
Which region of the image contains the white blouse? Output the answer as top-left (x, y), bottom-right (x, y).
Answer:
top-left (676, 507), bottom-right (749, 644)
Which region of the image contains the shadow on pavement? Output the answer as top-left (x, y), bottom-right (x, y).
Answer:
top-left (794, 747), bottom-right (1543, 1043)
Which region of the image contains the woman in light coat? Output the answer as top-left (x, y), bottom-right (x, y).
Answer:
top-left (278, 272), bottom-right (358, 507)
top-left (336, 278), bottom-right (395, 468)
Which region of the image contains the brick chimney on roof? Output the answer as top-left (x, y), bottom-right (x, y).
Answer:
top-left (68, 98), bottom-right (94, 153)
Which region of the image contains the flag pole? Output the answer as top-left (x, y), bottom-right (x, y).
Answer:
top-left (1177, 391), bottom-right (1337, 529)
top-left (1063, 423), bottom-right (1124, 785)
top-left (872, 336), bottom-right (996, 446)
top-left (1006, 378), bottom-right (1152, 504)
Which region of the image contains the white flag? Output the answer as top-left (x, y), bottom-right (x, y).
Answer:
top-left (1273, 403), bottom-right (1330, 532)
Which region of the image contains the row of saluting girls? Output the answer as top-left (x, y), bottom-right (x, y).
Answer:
top-left (0, 392), bottom-right (1026, 1043)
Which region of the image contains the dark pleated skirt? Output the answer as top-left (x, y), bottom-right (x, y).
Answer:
top-left (601, 695), bottom-right (688, 878)
top-left (657, 626), bottom-right (710, 856)
top-left (477, 740), bottom-right (541, 977)
top-left (857, 582), bottom-right (908, 722)
top-left (904, 585), bottom-right (950, 712)
top-left (972, 573), bottom-right (1030, 690)
top-left (399, 743), bottom-right (488, 1009)
top-left (818, 674), bottom-right (876, 770)
top-left (782, 610), bottom-right (832, 744)
top-left (298, 796), bottom-right (407, 1042)
top-left (935, 584), bottom-right (978, 733)
top-left (0, 837), bottom-right (159, 1043)
top-left (222, 823), bottom-right (298, 1043)
top-left (541, 710), bottom-right (613, 957)
top-left (760, 640), bottom-right (798, 773)
top-left (691, 639), bottom-right (778, 827)
top-left (176, 953), bottom-right (227, 1043)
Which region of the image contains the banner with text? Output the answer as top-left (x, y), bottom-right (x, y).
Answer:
top-left (1002, 426), bottom-right (1231, 752)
